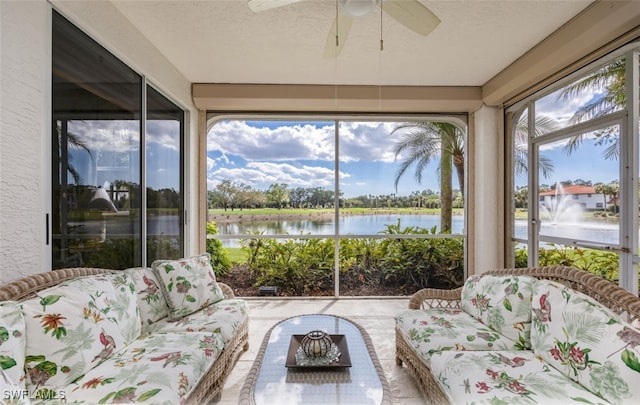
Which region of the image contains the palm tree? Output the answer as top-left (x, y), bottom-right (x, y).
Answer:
top-left (392, 117), bottom-right (557, 232)
top-left (558, 58), bottom-right (627, 159)
top-left (55, 122), bottom-right (93, 183)
top-left (53, 121), bottom-right (93, 267)
top-left (594, 183), bottom-right (609, 213)
top-left (393, 122), bottom-right (465, 196)
top-left (392, 122), bottom-right (463, 232)
top-left (513, 113), bottom-right (557, 179)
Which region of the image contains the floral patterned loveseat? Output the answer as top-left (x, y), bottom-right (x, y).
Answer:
top-left (0, 253), bottom-right (249, 404)
top-left (395, 266), bottom-right (640, 404)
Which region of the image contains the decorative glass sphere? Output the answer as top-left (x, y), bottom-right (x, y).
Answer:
top-left (300, 330), bottom-right (333, 358)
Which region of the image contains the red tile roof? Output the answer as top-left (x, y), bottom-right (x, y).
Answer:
top-left (539, 185), bottom-right (596, 196)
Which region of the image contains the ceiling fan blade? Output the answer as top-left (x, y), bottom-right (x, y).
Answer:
top-left (381, 0), bottom-right (440, 36)
top-left (323, 12), bottom-right (354, 58)
top-left (248, 0), bottom-right (304, 12)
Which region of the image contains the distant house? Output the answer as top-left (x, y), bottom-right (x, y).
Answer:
top-left (539, 185), bottom-right (607, 210)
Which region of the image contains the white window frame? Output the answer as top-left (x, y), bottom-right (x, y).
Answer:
top-left (507, 43), bottom-right (639, 294)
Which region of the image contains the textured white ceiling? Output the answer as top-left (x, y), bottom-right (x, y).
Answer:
top-left (111, 0), bottom-right (593, 86)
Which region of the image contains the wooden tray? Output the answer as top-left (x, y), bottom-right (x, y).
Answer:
top-left (285, 334), bottom-right (352, 369)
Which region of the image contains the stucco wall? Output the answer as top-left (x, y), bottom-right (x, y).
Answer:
top-left (472, 106), bottom-right (503, 274)
top-left (0, 0), bottom-right (198, 283)
top-left (0, 1), bottom-right (50, 283)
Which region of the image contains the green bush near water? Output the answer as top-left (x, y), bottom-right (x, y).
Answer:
top-left (237, 220), bottom-right (465, 295)
top-left (206, 222), bottom-right (232, 277)
top-left (514, 244), bottom-right (620, 281)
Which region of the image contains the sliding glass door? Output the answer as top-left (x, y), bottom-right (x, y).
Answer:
top-left (52, 11), bottom-right (184, 269)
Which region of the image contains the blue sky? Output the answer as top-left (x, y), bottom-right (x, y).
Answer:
top-left (66, 80), bottom-right (619, 199)
top-left (65, 109), bottom-right (618, 200)
top-left (68, 119), bottom-right (181, 191)
top-left (207, 114), bottom-right (619, 198)
top-left (518, 138), bottom-right (619, 188)
top-left (514, 84), bottom-right (620, 188)
top-left (207, 120), bottom-right (447, 198)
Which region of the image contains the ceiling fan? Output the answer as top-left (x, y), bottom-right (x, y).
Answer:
top-left (247, 0), bottom-right (440, 58)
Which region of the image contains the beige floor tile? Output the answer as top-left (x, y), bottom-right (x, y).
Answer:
top-left (217, 298), bottom-right (423, 404)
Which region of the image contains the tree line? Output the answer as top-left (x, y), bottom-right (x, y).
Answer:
top-left (207, 179), bottom-right (463, 211)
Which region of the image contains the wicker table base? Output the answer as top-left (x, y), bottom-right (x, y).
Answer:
top-left (239, 314), bottom-right (392, 405)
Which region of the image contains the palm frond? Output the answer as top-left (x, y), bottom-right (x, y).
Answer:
top-left (538, 155), bottom-right (555, 179)
top-left (514, 114), bottom-right (559, 143)
top-left (561, 134), bottom-right (585, 156)
top-left (557, 59), bottom-right (625, 102)
top-left (602, 142), bottom-right (619, 161)
top-left (66, 131), bottom-right (93, 158)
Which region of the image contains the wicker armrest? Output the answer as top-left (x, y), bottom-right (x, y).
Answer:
top-left (218, 282), bottom-right (235, 299)
top-left (408, 287), bottom-right (463, 310)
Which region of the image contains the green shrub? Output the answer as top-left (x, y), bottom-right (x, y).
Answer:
top-left (514, 245), bottom-right (529, 268)
top-left (206, 222), bottom-right (232, 277)
top-left (378, 223), bottom-right (464, 291)
top-left (239, 220), bottom-right (465, 295)
top-left (240, 237), bottom-right (334, 295)
top-left (78, 238), bottom-right (136, 269)
top-left (514, 245), bottom-right (619, 281)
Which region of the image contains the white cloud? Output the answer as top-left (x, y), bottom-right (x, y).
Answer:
top-left (146, 120), bottom-right (180, 151)
top-left (67, 120), bottom-right (140, 152)
top-left (338, 121), bottom-right (399, 163)
top-left (536, 87), bottom-right (600, 124)
top-left (207, 120), bottom-right (335, 161)
top-left (207, 120), bottom-right (401, 163)
top-left (207, 156), bottom-right (216, 171)
top-left (208, 160), bottom-right (349, 189)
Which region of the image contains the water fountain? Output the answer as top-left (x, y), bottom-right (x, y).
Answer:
top-left (538, 183), bottom-right (584, 224)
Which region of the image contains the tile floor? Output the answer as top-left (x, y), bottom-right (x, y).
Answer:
top-left (217, 297), bottom-right (424, 404)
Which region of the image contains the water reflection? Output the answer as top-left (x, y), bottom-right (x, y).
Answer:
top-left (65, 214), bottom-right (619, 247)
top-left (216, 214), bottom-right (464, 236)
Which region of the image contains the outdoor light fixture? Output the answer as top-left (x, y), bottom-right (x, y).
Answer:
top-left (340, 0), bottom-right (377, 17)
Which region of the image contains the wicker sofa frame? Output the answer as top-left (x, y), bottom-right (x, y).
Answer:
top-left (0, 267), bottom-right (249, 404)
top-left (395, 265), bottom-right (640, 405)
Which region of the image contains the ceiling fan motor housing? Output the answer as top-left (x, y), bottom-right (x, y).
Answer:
top-left (340, 0), bottom-right (378, 17)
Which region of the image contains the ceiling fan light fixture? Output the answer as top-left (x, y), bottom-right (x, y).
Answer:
top-left (340, 0), bottom-right (377, 17)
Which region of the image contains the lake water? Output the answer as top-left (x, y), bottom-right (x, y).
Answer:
top-left (216, 214), bottom-right (464, 236)
top-left (215, 214), bottom-right (619, 246)
top-left (71, 214), bottom-right (620, 247)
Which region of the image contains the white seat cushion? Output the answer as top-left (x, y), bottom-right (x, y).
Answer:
top-left (65, 331), bottom-right (224, 404)
top-left (430, 350), bottom-right (608, 404)
top-left (0, 301), bottom-right (27, 390)
top-left (396, 308), bottom-right (523, 365)
top-left (144, 298), bottom-right (248, 345)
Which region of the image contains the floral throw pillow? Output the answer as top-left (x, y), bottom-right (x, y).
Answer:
top-left (123, 267), bottom-right (169, 327)
top-left (0, 301), bottom-right (27, 390)
top-left (21, 274), bottom-right (140, 391)
top-left (461, 275), bottom-right (535, 349)
top-left (531, 279), bottom-right (640, 405)
top-left (151, 253), bottom-right (225, 321)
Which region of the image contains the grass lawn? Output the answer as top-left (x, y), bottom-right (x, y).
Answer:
top-left (208, 207), bottom-right (464, 217)
top-left (226, 247), bottom-right (247, 263)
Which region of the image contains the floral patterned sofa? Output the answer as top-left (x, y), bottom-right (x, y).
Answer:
top-left (395, 266), bottom-right (640, 404)
top-left (0, 253), bottom-right (249, 404)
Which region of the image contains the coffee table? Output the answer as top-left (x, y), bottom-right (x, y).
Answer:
top-left (239, 314), bottom-right (393, 405)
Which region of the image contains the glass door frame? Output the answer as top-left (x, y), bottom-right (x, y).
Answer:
top-left (507, 44), bottom-right (639, 294)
